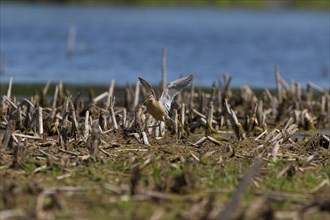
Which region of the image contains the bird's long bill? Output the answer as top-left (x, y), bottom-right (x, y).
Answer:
top-left (143, 94), bottom-right (153, 105)
top-left (143, 98), bottom-right (148, 105)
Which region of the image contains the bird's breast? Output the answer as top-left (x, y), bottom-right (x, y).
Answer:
top-left (145, 100), bottom-right (166, 121)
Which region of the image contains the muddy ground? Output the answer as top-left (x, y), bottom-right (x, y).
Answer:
top-left (0, 79), bottom-right (329, 220)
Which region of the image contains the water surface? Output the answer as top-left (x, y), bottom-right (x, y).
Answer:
top-left (1, 4), bottom-right (329, 87)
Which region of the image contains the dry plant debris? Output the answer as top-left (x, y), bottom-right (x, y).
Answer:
top-left (0, 71), bottom-right (329, 220)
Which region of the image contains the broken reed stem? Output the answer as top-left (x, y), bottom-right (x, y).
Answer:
top-left (59, 147), bottom-right (80, 156)
top-left (207, 136), bottom-right (221, 146)
top-left (272, 141), bottom-right (281, 161)
top-left (58, 81), bottom-right (64, 104)
top-left (279, 77), bottom-right (290, 91)
top-left (133, 80), bottom-right (140, 110)
top-left (130, 163), bottom-right (141, 196)
top-left (0, 209), bottom-right (26, 219)
top-left (207, 86), bottom-right (215, 131)
top-left (0, 120), bottom-right (14, 153)
top-left (38, 149), bottom-right (60, 160)
top-left (23, 98), bottom-right (35, 108)
top-left (268, 124), bottom-right (298, 145)
top-left (246, 104), bottom-right (258, 136)
top-left (38, 107), bottom-right (43, 135)
top-left (142, 131), bottom-right (150, 146)
top-left (3, 95), bottom-right (17, 109)
top-left (192, 136), bottom-right (207, 148)
top-left (121, 108), bottom-right (127, 128)
top-left (161, 47), bottom-right (167, 91)
top-left (275, 64), bottom-right (282, 103)
top-left (69, 100), bottom-right (79, 136)
top-left (52, 85), bottom-right (59, 109)
top-left (307, 81), bottom-right (324, 94)
top-left (60, 114), bottom-right (69, 146)
top-left (124, 86), bottom-right (132, 109)
top-left (224, 99), bottom-right (245, 140)
top-left (100, 147), bottom-right (112, 158)
top-left (223, 73), bottom-right (231, 91)
top-left (106, 80), bottom-right (115, 109)
top-left (12, 133), bottom-right (42, 140)
top-left (93, 91), bottom-right (108, 103)
top-left (16, 106), bottom-right (22, 130)
top-left (190, 73), bottom-right (195, 108)
top-left (159, 121), bottom-right (165, 137)
top-left (174, 109), bottom-right (179, 136)
top-left (99, 109), bottom-right (107, 130)
top-left (12, 136), bottom-right (23, 168)
top-left (207, 103), bottom-right (214, 130)
top-left (255, 130), bottom-right (267, 141)
top-left (221, 73), bottom-right (232, 103)
top-left (154, 120), bottom-right (160, 138)
top-left (59, 96), bottom-right (71, 145)
top-left (84, 110), bottom-right (90, 141)
top-left (199, 92), bottom-right (205, 114)
top-left (88, 122), bottom-right (101, 156)
top-left (283, 117), bottom-right (294, 130)
top-left (258, 119), bottom-right (299, 161)
top-left (7, 77), bottom-right (13, 98)
top-left (180, 103), bottom-right (185, 125)
top-left (256, 100), bottom-right (266, 130)
top-left (217, 158), bottom-right (263, 220)
top-left (321, 96), bottom-right (326, 114)
top-left (23, 104), bottom-right (32, 130)
top-left (109, 97), bottom-right (118, 129)
top-left (42, 80), bottom-right (51, 96)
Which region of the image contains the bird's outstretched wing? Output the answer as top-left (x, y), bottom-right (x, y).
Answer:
top-left (138, 77), bottom-right (157, 98)
top-left (160, 75), bottom-right (193, 113)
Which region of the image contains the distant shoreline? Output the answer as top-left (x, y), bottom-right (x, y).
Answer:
top-left (0, 0), bottom-right (329, 10)
top-left (2, 82), bottom-right (327, 99)
top-left (0, 82), bottom-right (277, 97)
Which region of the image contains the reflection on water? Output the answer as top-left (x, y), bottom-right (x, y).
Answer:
top-left (0, 4), bottom-right (329, 87)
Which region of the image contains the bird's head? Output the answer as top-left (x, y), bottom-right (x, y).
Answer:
top-left (143, 94), bottom-right (156, 105)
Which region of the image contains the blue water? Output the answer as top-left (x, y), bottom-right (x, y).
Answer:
top-left (0, 4), bottom-right (329, 88)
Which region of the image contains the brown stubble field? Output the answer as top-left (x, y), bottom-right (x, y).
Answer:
top-left (0, 73), bottom-right (329, 220)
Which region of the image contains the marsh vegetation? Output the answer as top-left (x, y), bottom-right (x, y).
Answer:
top-left (0, 69), bottom-right (329, 219)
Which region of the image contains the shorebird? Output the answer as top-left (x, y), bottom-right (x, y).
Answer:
top-left (138, 75), bottom-right (193, 124)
